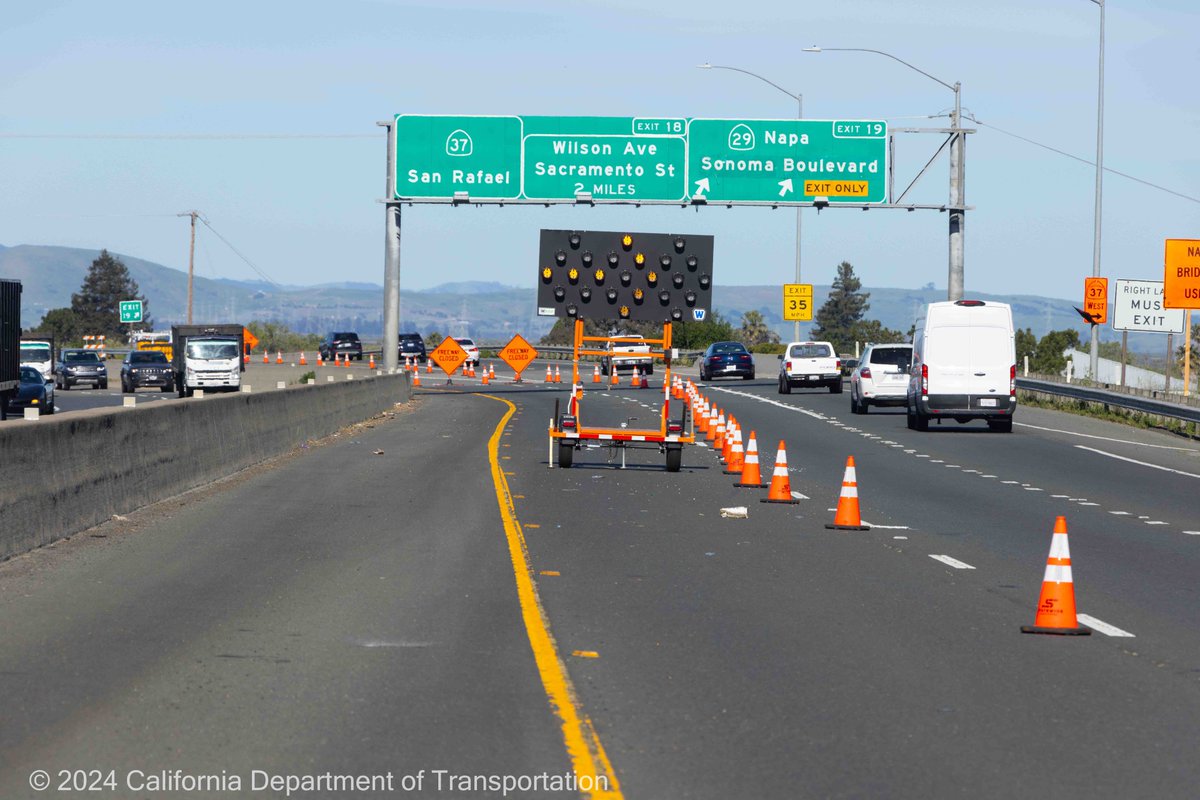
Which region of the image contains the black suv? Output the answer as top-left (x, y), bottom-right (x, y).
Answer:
top-left (121, 350), bottom-right (174, 393)
top-left (398, 332), bottom-right (427, 363)
top-left (319, 331), bottom-right (362, 362)
top-left (55, 349), bottom-right (108, 390)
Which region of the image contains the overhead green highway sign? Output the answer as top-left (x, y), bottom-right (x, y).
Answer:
top-left (392, 115), bottom-right (887, 205)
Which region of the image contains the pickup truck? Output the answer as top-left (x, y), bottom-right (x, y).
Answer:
top-left (603, 335), bottom-right (654, 375)
top-left (778, 340), bottom-right (843, 394)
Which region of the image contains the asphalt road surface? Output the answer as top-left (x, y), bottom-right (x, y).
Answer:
top-left (2, 373), bottom-right (1198, 799)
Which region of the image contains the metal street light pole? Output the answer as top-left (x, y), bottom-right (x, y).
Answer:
top-left (697, 63), bottom-right (805, 341)
top-left (1088, 0), bottom-right (1106, 382)
top-left (803, 47), bottom-right (964, 302)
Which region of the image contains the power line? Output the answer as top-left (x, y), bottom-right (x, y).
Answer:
top-left (0, 133), bottom-right (377, 140)
top-left (962, 113), bottom-right (1200, 205)
top-left (195, 216), bottom-right (282, 288)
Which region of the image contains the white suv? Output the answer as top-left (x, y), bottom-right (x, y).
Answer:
top-left (850, 343), bottom-right (913, 413)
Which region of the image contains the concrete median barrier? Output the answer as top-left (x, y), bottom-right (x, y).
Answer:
top-left (0, 372), bottom-right (412, 561)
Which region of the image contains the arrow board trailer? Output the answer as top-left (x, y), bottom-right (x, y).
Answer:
top-left (548, 320), bottom-right (693, 471)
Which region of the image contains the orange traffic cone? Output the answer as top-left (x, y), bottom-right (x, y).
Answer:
top-left (631, 367), bottom-right (642, 389)
top-left (412, 369), bottom-right (421, 387)
top-left (553, 365), bottom-right (562, 383)
top-left (825, 456), bottom-right (870, 529)
top-left (705, 406), bottom-right (719, 442)
top-left (695, 400), bottom-right (709, 434)
top-left (316, 354), bottom-right (324, 367)
top-left (263, 351), bottom-right (269, 364)
top-left (369, 353), bottom-right (376, 369)
top-left (467, 362), bottom-right (476, 378)
top-left (481, 369), bottom-right (490, 385)
top-left (1021, 517), bottom-right (1091, 635)
top-left (713, 413), bottom-right (726, 456)
top-left (545, 365), bottom-right (553, 383)
top-left (723, 427), bottom-right (744, 475)
top-left (489, 363), bottom-right (496, 380)
top-left (592, 364), bottom-right (601, 383)
top-left (299, 351), bottom-right (307, 366)
top-left (761, 441), bottom-right (800, 504)
top-left (721, 418), bottom-right (736, 463)
top-left (737, 431), bottom-right (767, 488)
top-left (276, 351), bottom-right (284, 364)
top-left (425, 359), bottom-right (432, 374)
top-left (610, 368), bottom-right (619, 386)
top-left (243, 353), bottom-right (250, 365)
top-left (343, 353), bottom-right (351, 368)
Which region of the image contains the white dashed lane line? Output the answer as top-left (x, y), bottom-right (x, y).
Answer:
top-left (707, 387), bottom-right (1195, 537)
top-left (1076, 614), bottom-right (1136, 637)
top-left (929, 554), bottom-right (976, 569)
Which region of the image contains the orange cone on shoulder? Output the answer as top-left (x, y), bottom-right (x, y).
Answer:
top-left (825, 456), bottom-right (870, 530)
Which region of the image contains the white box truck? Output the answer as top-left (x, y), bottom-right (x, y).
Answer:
top-left (907, 300), bottom-right (1016, 432)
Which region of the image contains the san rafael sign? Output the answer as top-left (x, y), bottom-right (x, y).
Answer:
top-left (393, 115), bottom-right (887, 205)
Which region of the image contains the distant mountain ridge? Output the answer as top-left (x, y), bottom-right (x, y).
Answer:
top-left (0, 243), bottom-right (1155, 350)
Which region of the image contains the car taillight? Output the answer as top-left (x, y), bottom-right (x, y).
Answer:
top-left (1010, 364), bottom-right (1016, 396)
top-left (739, 354), bottom-right (750, 361)
top-left (921, 364), bottom-right (928, 395)
top-left (860, 367), bottom-right (872, 379)
top-left (784, 360), bottom-right (792, 371)
top-left (835, 360), bottom-right (842, 371)
top-left (708, 356), bottom-right (721, 362)
top-left (667, 421), bottom-right (683, 433)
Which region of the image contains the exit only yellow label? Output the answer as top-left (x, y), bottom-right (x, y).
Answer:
top-left (804, 180), bottom-right (869, 197)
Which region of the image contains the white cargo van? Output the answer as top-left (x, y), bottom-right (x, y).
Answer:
top-left (906, 300), bottom-right (1016, 432)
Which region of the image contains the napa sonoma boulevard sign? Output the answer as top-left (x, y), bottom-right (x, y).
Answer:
top-left (393, 115), bottom-right (887, 204)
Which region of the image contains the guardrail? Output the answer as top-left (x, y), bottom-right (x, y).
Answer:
top-left (1016, 377), bottom-right (1200, 426)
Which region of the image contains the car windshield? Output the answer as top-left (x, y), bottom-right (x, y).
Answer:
top-left (187, 341), bottom-right (238, 360)
top-left (789, 344), bottom-right (832, 358)
top-left (20, 345), bottom-right (50, 360)
top-left (19, 367), bottom-right (43, 383)
top-left (711, 342), bottom-right (747, 354)
top-left (130, 351), bottom-right (168, 364)
top-left (64, 352), bottom-right (101, 363)
top-left (869, 347), bottom-right (912, 367)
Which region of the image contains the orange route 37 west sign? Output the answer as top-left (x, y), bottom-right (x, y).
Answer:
top-left (429, 336), bottom-right (469, 376)
top-left (498, 334), bottom-right (538, 378)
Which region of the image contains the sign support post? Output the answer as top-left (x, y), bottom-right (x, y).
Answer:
top-left (381, 119), bottom-right (401, 374)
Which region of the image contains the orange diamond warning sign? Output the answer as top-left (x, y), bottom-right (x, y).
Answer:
top-left (429, 336), bottom-right (468, 376)
top-left (498, 334), bottom-right (538, 378)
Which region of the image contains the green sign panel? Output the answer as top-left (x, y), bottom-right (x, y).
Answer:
top-left (393, 115), bottom-right (888, 205)
top-left (119, 300), bottom-right (143, 323)
top-left (395, 115), bottom-right (522, 200)
top-left (687, 119), bottom-right (887, 203)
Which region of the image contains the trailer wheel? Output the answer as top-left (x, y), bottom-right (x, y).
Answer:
top-left (558, 441), bottom-right (574, 468)
top-left (665, 447), bottom-right (682, 472)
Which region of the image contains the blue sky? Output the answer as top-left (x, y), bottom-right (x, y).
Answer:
top-left (1, 0), bottom-right (1196, 302)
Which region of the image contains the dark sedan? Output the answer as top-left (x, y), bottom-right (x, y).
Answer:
top-left (121, 350), bottom-right (175, 393)
top-left (699, 341), bottom-right (755, 381)
top-left (10, 366), bottom-right (55, 415)
top-left (55, 349), bottom-right (108, 390)
top-left (319, 331), bottom-right (363, 362)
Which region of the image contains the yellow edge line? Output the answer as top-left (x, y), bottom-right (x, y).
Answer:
top-left (480, 394), bottom-right (623, 800)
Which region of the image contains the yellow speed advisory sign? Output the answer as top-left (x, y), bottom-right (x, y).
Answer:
top-left (783, 283), bottom-right (813, 321)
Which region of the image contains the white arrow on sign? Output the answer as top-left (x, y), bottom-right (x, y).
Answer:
top-left (693, 178), bottom-right (710, 197)
top-left (778, 178), bottom-right (794, 197)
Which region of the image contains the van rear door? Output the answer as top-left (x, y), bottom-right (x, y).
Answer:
top-left (924, 326), bottom-right (971, 394)
top-left (966, 324), bottom-right (1012, 402)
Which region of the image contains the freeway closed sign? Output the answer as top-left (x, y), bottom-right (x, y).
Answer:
top-left (393, 115), bottom-right (887, 204)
